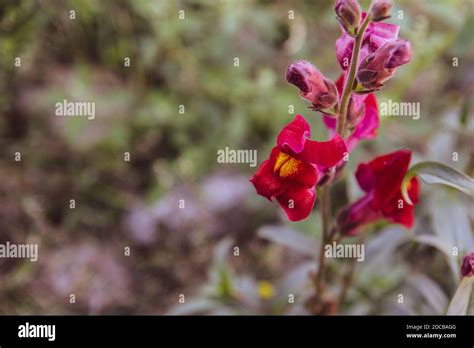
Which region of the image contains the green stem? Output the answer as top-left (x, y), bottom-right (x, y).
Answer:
top-left (338, 235), bottom-right (366, 307)
top-left (338, 254), bottom-right (357, 306)
top-left (314, 185), bottom-right (330, 305)
top-left (312, 14), bottom-right (372, 314)
top-left (336, 14), bottom-right (371, 136)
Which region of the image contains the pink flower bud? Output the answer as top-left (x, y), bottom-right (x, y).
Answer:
top-left (286, 60), bottom-right (339, 110)
top-left (370, 0), bottom-right (393, 22)
top-left (336, 15), bottom-right (400, 71)
top-left (356, 39), bottom-right (412, 90)
top-left (461, 252), bottom-right (474, 277)
top-left (335, 0), bottom-right (362, 33)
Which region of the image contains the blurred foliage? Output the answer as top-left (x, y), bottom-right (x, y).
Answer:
top-left (0, 0), bottom-right (473, 314)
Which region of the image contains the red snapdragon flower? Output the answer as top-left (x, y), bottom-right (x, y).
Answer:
top-left (251, 115), bottom-right (347, 221)
top-left (336, 149), bottom-right (420, 236)
top-left (461, 252), bottom-right (474, 277)
top-left (323, 74), bottom-right (379, 152)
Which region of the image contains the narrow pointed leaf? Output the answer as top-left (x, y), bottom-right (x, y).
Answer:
top-left (402, 161), bottom-right (474, 205)
top-left (447, 277), bottom-right (473, 315)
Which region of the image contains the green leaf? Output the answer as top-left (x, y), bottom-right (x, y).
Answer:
top-left (446, 277), bottom-right (473, 315)
top-left (401, 161), bottom-right (474, 205)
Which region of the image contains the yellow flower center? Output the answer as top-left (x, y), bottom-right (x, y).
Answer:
top-left (274, 151), bottom-right (301, 178)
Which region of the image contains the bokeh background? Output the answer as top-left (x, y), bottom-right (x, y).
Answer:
top-left (0, 0), bottom-right (473, 314)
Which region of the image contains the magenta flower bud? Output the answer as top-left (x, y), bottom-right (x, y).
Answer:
top-left (461, 252), bottom-right (474, 277)
top-left (356, 39), bottom-right (412, 90)
top-left (370, 0), bottom-right (393, 22)
top-left (335, 0), bottom-right (362, 34)
top-left (336, 193), bottom-right (380, 236)
top-left (286, 60), bottom-right (339, 110)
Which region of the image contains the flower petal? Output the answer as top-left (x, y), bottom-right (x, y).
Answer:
top-left (408, 176), bottom-right (420, 205)
top-left (366, 21), bottom-right (400, 48)
top-left (380, 178), bottom-right (419, 228)
top-left (336, 31), bottom-right (355, 70)
top-left (296, 134), bottom-right (348, 168)
top-left (346, 99), bottom-right (379, 151)
top-left (335, 73), bottom-right (345, 94)
top-left (250, 147), bottom-right (285, 201)
top-left (323, 114), bottom-right (337, 132)
top-left (364, 92), bottom-right (378, 110)
top-left (355, 162), bottom-right (376, 193)
top-left (277, 115), bottom-right (311, 155)
top-left (367, 149), bottom-right (412, 209)
top-left (275, 152), bottom-right (319, 187)
top-left (276, 186), bottom-right (316, 221)
top-left (381, 192), bottom-right (415, 228)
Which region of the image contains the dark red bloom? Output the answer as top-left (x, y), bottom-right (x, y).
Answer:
top-left (461, 252), bottom-right (474, 277)
top-left (337, 149), bottom-right (420, 236)
top-left (251, 115), bottom-right (347, 221)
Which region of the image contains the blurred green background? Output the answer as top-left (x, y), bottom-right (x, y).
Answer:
top-left (0, 0), bottom-right (473, 314)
